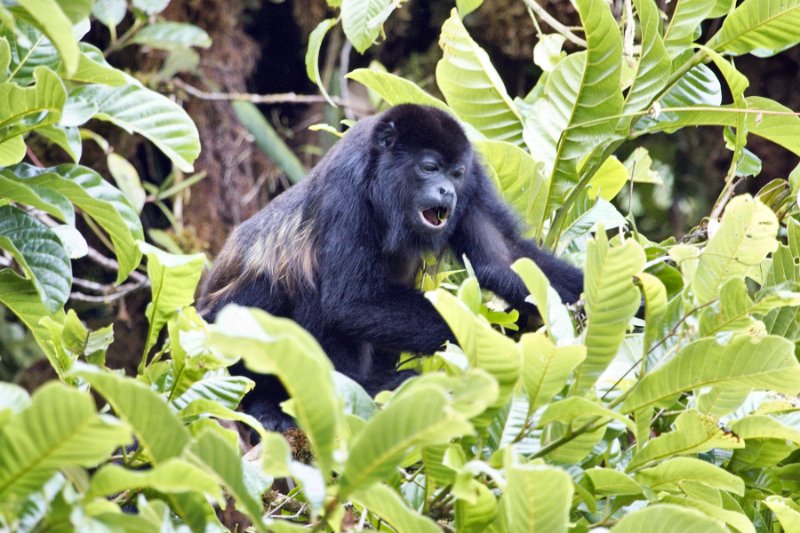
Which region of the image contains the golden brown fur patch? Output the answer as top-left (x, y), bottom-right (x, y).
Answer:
top-left (201, 210), bottom-right (317, 312)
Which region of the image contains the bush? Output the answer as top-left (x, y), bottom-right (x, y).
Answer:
top-left (2, 0), bottom-right (800, 531)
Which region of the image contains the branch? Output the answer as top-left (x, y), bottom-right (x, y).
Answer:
top-left (522, 0), bottom-right (588, 48)
top-left (172, 78), bottom-right (371, 114)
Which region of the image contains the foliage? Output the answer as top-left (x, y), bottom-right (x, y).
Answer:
top-left (2, 0), bottom-right (800, 531)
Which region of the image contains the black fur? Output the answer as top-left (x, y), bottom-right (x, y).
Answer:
top-left (199, 104), bottom-right (583, 431)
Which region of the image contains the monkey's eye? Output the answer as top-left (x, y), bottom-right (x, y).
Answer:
top-left (420, 162), bottom-right (439, 173)
top-left (451, 167), bottom-right (465, 179)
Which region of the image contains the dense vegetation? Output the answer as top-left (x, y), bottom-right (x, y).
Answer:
top-left (1, 0), bottom-right (800, 530)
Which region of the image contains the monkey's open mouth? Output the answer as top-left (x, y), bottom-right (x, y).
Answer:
top-left (420, 206), bottom-right (450, 228)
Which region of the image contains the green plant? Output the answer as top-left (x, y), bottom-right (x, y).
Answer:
top-left (3, 0), bottom-right (800, 531)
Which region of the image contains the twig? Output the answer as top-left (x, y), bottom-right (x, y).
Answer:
top-left (522, 0), bottom-right (588, 48)
top-left (172, 78), bottom-right (370, 113)
top-left (70, 280), bottom-right (148, 303)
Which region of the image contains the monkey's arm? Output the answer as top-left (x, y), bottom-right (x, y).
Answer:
top-left (452, 191), bottom-right (583, 306)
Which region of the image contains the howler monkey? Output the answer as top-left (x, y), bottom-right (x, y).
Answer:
top-left (200, 104), bottom-right (583, 431)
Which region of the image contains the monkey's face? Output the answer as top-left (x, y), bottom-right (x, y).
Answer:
top-left (411, 150), bottom-right (464, 236)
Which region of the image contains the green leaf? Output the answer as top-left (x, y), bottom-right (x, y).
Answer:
top-left (455, 481), bottom-right (497, 533)
top-left (525, 0), bottom-right (623, 207)
top-left (209, 305), bottom-right (342, 475)
top-left (73, 365), bottom-right (191, 463)
top-left (132, 0), bottom-right (170, 15)
top-left (73, 79), bottom-right (200, 172)
top-left (520, 331), bottom-right (585, 411)
top-left (708, 0), bottom-right (800, 57)
top-left (456, 0), bottom-right (484, 16)
top-left (130, 22), bottom-right (212, 50)
top-left (765, 496), bottom-right (800, 531)
top-left (584, 468), bottom-right (643, 495)
top-left (587, 155), bottom-right (628, 200)
top-left (623, 335), bottom-right (800, 412)
top-left (140, 243), bottom-right (205, 358)
top-left (0, 66), bottom-right (65, 144)
top-left (731, 415), bottom-right (800, 443)
top-left (0, 206), bottom-right (70, 313)
top-left (0, 172), bottom-right (74, 224)
top-left (427, 284), bottom-right (521, 424)
top-left (338, 383), bottom-right (472, 499)
top-left (612, 504), bottom-right (728, 532)
top-left (634, 457), bottom-right (744, 495)
top-left (636, 272), bottom-right (667, 364)
top-left (641, 97), bottom-right (800, 156)
top-left (0, 135), bottom-right (24, 165)
top-left (761, 245), bottom-right (800, 339)
top-left (476, 140), bottom-right (549, 238)
top-left (0, 271), bottom-right (64, 365)
top-left (188, 429), bottom-right (267, 530)
top-left (16, 0), bottom-right (80, 75)
top-left (621, 0), bottom-right (670, 122)
top-left (347, 68), bottom-right (452, 111)
top-left (67, 43), bottom-right (128, 86)
top-left (232, 101), bottom-right (305, 184)
top-left (36, 124), bottom-right (82, 162)
top-left (512, 258), bottom-right (575, 342)
top-left (341, 0), bottom-right (393, 53)
top-left (436, 10), bottom-right (523, 145)
top-left (576, 232), bottom-right (645, 393)
top-left (107, 152), bottom-right (146, 213)
top-left (87, 459), bottom-right (223, 503)
top-left (355, 484), bottom-right (441, 533)
top-left (662, 0), bottom-right (715, 56)
top-left (692, 195), bottom-right (778, 305)
top-left (494, 463), bottom-right (573, 533)
top-left (305, 18), bottom-right (337, 107)
top-left (659, 495), bottom-right (755, 533)
top-left (628, 411), bottom-right (745, 470)
top-left (541, 397), bottom-right (636, 433)
top-left (92, 0), bottom-right (127, 29)
top-left (0, 382), bottom-right (130, 505)
top-left (7, 164), bottom-right (144, 283)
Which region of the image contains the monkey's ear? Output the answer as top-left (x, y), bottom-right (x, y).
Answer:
top-left (375, 120), bottom-right (397, 149)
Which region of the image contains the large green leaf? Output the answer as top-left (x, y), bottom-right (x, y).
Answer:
top-left (0, 206), bottom-right (70, 313)
top-left (765, 496), bottom-right (800, 531)
top-left (87, 459), bottom-right (222, 503)
top-left (622, 335), bottom-right (800, 412)
top-left (519, 332), bottom-right (585, 411)
top-left (692, 195), bottom-right (778, 305)
top-left (575, 232), bottom-right (645, 393)
top-left (73, 78), bottom-right (200, 172)
top-left (638, 96), bottom-right (800, 156)
top-left (337, 382), bottom-right (472, 499)
top-left (347, 69), bottom-right (451, 112)
top-left (73, 365), bottom-right (191, 463)
top-left (761, 245), bottom-right (800, 339)
top-left (188, 429), bottom-right (267, 530)
top-left (525, 0), bottom-right (623, 207)
top-left (620, 0), bottom-right (670, 122)
top-left (708, 0), bottom-right (800, 57)
top-left (634, 457), bottom-right (745, 495)
top-left (0, 67), bottom-right (65, 144)
top-left (355, 484), bottom-right (441, 533)
top-left (427, 283), bottom-right (521, 424)
top-left (512, 258), bottom-right (575, 343)
top-left (493, 463), bottom-right (573, 533)
top-left (140, 243), bottom-right (205, 358)
top-left (436, 10), bottom-right (523, 146)
top-left (16, 0), bottom-right (80, 75)
top-left (612, 504), bottom-right (728, 532)
top-left (341, 0), bottom-right (393, 53)
top-left (584, 468), bottom-right (643, 496)
top-left (0, 382), bottom-right (130, 506)
top-left (662, 0), bottom-right (715, 56)
top-left (8, 164), bottom-right (144, 283)
top-left (209, 305), bottom-right (342, 475)
top-left (475, 140), bottom-right (549, 238)
top-left (628, 411), bottom-right (745, 470)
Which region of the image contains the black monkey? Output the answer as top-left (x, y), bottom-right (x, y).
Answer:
top-left (199, 104), bottom-right (583, 431)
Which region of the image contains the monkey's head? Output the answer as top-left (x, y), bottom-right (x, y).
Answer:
top-left (369, 105), bottom-right (473, 252)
